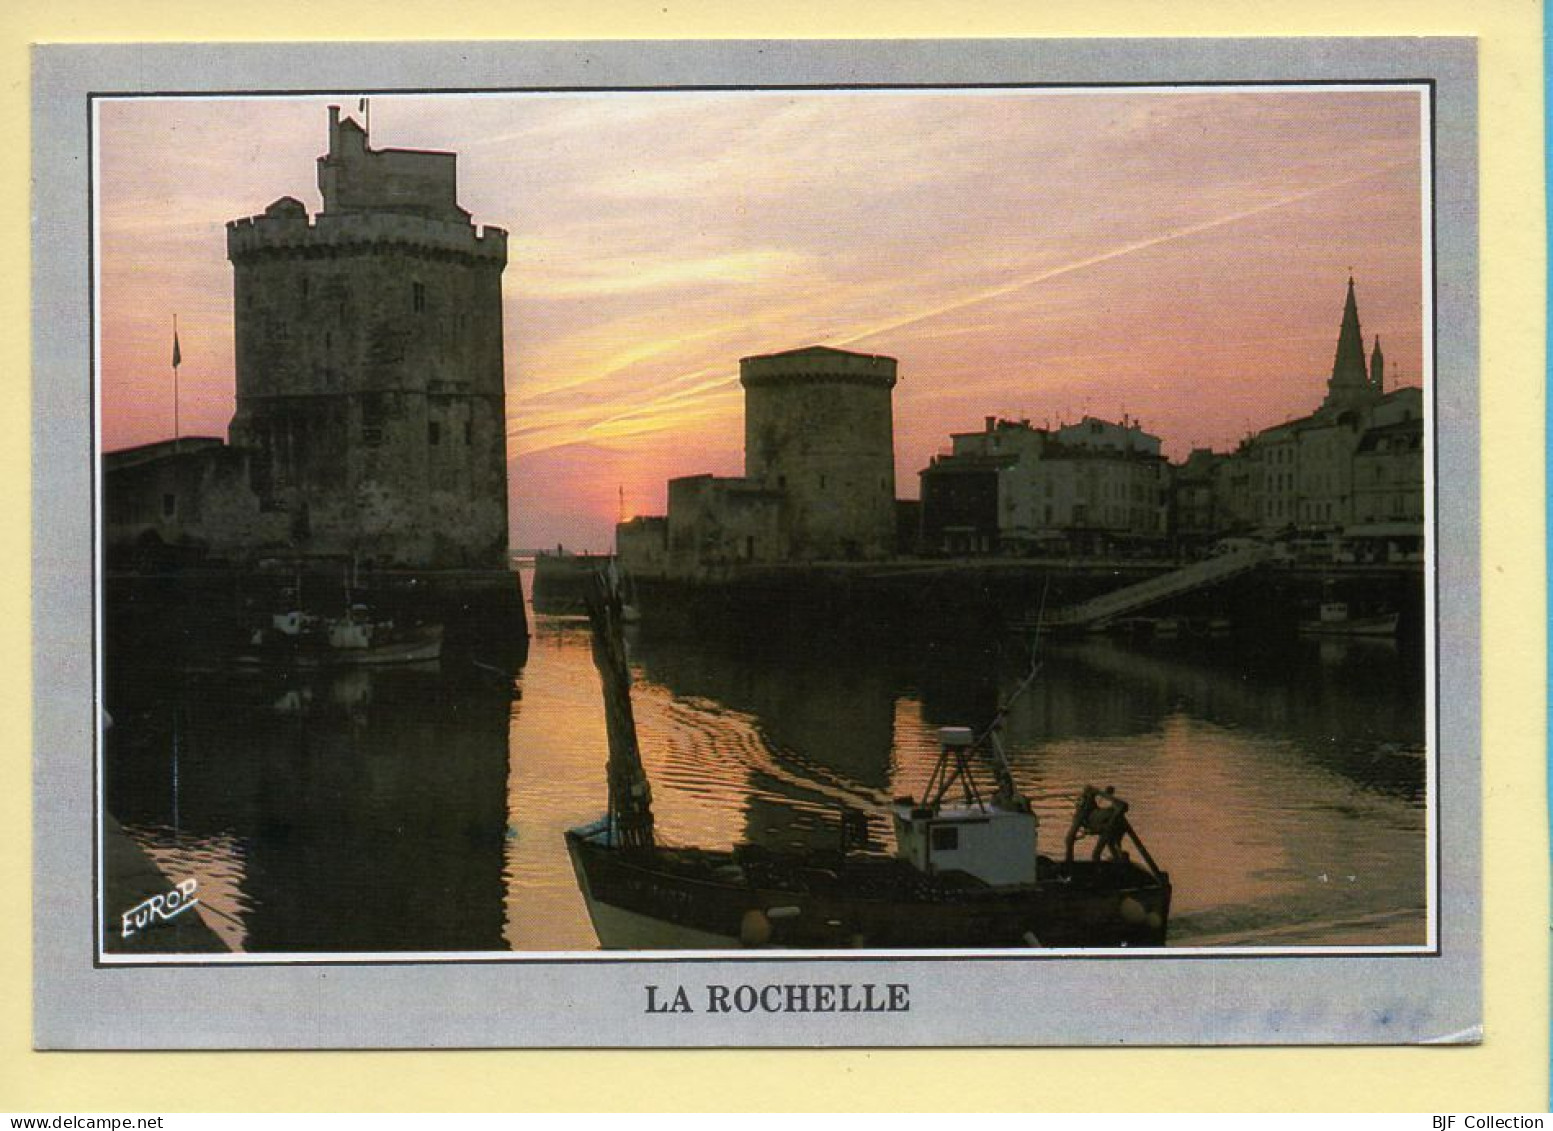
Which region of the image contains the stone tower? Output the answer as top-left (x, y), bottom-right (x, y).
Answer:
top-left (1323, 276), bottom-right (1381, 413)
top-left (740, 345), bottom-right (897, 560)
top-left (225, 107), bottom-right (510, 568)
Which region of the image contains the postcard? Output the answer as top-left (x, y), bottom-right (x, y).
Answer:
top-left (32, 37), bottom-right (1479, 1048)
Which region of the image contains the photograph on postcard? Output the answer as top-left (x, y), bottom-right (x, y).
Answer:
top-left (94, 81), bottom-right (1435, 960)
top-left (29, 37), bottom-right (1480, 1048)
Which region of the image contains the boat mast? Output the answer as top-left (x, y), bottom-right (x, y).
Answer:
top-left (584, 565), bottom-right (655, 851)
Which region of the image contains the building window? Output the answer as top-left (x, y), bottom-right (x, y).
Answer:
top-left (412, 281), bottom-right (426, 313)
top-left (465, 421), bottom-right (473, 446)
top-left (161, 493), bottom-right (176, 519)
top-left (361, 397), bottom-right (385, 447)
top-left (300, 276), bottom-right (309, 299)
top-left (930, 826), bottom-right (959, 852)
top-left (428, 421), bottom-right (441, 446)
top-left (819, 473), bottom-right (827, 489)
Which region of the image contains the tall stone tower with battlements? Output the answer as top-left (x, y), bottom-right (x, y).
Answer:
top-left (740, 345), bottom-right (897, 561)
top-left (225, 106), bottom-right (510, 568)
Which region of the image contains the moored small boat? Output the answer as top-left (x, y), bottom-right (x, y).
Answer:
top-left (237, 606), bottom-right (443, 667)
top-left (1298, 600), bottom-right (1399, 638)
top-left (565, 572), bottom-right (1172, 950)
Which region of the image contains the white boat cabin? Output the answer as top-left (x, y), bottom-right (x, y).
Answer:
top-left (1318, 601), bottom-right (1351, 624)
top-left (891, 727), bottom-right (1039, 886)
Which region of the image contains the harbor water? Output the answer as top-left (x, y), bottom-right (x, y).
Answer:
top-left (104, 568), bottom-right (1428, 953)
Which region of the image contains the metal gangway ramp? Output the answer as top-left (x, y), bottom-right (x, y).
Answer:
top-left (1043, 546), bottom-right (1274, 631)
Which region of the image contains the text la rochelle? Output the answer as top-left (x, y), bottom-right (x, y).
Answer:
top-left (645, 982), bottom-right (910, 1014)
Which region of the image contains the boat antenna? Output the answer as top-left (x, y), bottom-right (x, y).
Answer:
top-left (977, 575), bottom-right (1052, 805)
top-left (981, 574), bottom-right (1049, 740)
top-left (584, 565), bottom-right (655, 852)
top-left (1029, 574), bottom-right (1051, 659)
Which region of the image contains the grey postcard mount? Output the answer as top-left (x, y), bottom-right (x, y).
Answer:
top-left (33, 38), bottom-right (1478, 1048)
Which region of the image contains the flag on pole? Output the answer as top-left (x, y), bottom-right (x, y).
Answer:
top-left (172, 327), bottom-right (182, 368)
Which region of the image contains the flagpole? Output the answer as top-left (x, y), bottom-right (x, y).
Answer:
top-left (172, 313), bottom-right (181, 441)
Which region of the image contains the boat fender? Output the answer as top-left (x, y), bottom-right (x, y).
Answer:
top-left (1022, 931), bottom-right (1044, 948)
top-left (766, 905), bottom-right (801, 920)
top-left (740, 909), bottom-right (772, 947)
top-left (1146, 912), bottom-right (1163, 930)
top-left (1119, 896), bottom-right (1147, 924)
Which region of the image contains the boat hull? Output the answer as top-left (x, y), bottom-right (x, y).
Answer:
top-left (565, 821), bottom-right (1171, 950)
top-left (1297, 613), bottom-right (1399, 637)
top-left (235, 624), bottom-right (444, 667)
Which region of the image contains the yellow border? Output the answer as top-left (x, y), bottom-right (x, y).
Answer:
top-left (3, 0), bottom-right (1544, 1113)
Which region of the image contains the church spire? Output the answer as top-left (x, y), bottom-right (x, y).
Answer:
top-left (1370, 335), bottom-right (1385, 391)
top-left (1324, 275), bottom-right (1375, 411)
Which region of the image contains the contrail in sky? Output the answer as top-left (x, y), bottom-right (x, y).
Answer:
top-left (510, 159), bottom-right (1415, 458)
top-left (828, 160), bottom-right (1415, 349)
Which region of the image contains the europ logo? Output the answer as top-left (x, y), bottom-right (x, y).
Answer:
top-left (121, 877), bottom-right (200, 938)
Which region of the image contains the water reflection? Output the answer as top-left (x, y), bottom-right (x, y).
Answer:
top-left (105, 659), bottom-right (513, 953)
top-left (623, 628), bottom-right (1426, 947)
top-left (104, 575), bottom-right (1427, 953)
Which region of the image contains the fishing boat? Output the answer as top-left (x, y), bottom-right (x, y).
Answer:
top-left (565, 574), bottom-right (1172, 950)
top-left (1297, 601), bottom-right (1399, 638)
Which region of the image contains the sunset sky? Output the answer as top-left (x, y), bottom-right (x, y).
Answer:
top-left (97, 88), bottom-right (1427, 549)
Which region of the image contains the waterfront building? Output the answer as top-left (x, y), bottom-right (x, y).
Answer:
top-left (1170, 447), bottom-right (1229, 549)
top-left (1352, 415), bottom-right (1426, 525)
top-left (1214, 445), bottom-right (1258, 534)
top-left (616, 515), bottom-right (670, 575)
top-left (1006, 417), bottom-right (1169, 555)
top-left (1293, 413), bottom-right (1360, 530)
top-left (1349, 413), bottom-right (1426, 561)
top-left (1248, 419), bottom-right (1301, 531)
top-left (664, 474), bottom-right (785, 572)
top-left (1183, 279), bottom-right (1423, 546)
top-left (105, 107), bottom-right (512, 570)
top-left (918, 448), bottom-right (1014, 555)
top-left (919, 414), bottom-right (1168, 556)
top-left (918, 416), bottom-right (1042, 554)
top-left (102, 436), bottom-right (259, 568)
